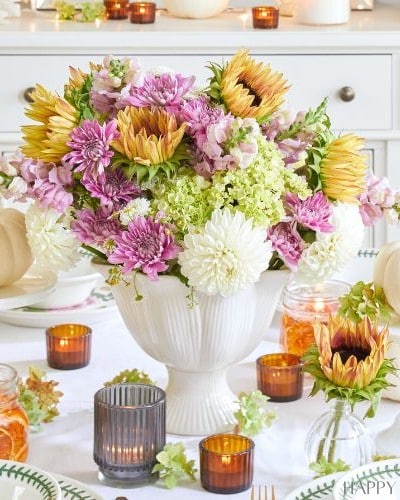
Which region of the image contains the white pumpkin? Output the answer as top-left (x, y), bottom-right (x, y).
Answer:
top-left (373, 241), bottom-right (400, 315)
top-left (164, 0), bottom-right (229, 19)
top-left (0, 208), bottom-right (33, 286)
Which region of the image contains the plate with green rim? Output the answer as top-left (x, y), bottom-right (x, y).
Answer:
top-left (333, 459), bottom-right (400, 500)
top-left (284, 473), bottom-right (342, 500)
top-left (54, 474), bottom-right (103, 500)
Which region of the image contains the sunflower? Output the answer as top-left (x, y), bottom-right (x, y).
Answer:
top-left (208, 48), bottom-right (289, 121)
top-left (319, 134), bottom-right (367, 204)
top-left (111, 107), bottom-right (187, 183)
top-left (21, 84), bottom-right (79, 164)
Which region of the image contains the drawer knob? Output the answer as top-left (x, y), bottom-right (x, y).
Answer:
top-left (339, 86), bottom-right (355, 102)
top-left (23, 87), bottom-right (36, 103)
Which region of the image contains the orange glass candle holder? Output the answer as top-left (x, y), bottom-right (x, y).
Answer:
top-left (129, 2), bottom-right (156, 24)
top-left (104, 0), bottom-right (129, 20)
top-left (252, 6), bottom-right (279, 29)
top-left (257, 353), bottom-right (304, 402)
top-left (280, 280), bottom-right (350, 357)
top-left (199, 433), bottom-right (254, 494)
top-left (46, 324), bottom-right (92, 370)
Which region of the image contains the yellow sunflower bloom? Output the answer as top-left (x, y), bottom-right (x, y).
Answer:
top-left (320, 134), bottom-right (368, 204)
top-left (112, 107), bottom-right (186, 166)
top-left (21, 84), bottom-right (79, 164)
top-left (314, 316), bottom-right (389, 390)
top-left (219, 48), bottom-right (289, 120)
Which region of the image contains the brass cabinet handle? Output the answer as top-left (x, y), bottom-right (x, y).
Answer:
top-left (339, 86), bottom-right (355, 102)
top-left (23, 87), bottom-right (36, 103)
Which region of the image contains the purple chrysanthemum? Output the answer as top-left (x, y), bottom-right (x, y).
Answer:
top-left (268, 221), bottom-right (304, 270)
top-left (108, 216), bottom-right (181, 280)
top-left (285, 192), bottom-right (334, 233)
top-left (118, 73), bottom-right (195, 112)
top-left (71, 206), bottom-right (121, 250)
top-left (63, 119), bottom-right (119, 177)
top-left (82, 167), bottom-right (141, 210)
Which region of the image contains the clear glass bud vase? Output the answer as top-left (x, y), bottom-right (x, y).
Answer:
top-left (305, 400), bottom-right (375, 468)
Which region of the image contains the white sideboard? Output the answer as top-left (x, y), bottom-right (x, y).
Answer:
top-left (1, 3), bottom-right (400, 245)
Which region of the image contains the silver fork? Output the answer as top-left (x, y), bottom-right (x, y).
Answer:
top-left (250, 485), bottom-right (276, 500)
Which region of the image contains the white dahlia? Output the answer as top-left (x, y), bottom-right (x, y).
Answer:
top-left (119, 198), bottom-right (151, 226)
top-left (25, 203), bottom-right (81, 274)
top-left (296, 202), bottom-right (364, 283)
top-left (178, 208), bottom-right (272, 296)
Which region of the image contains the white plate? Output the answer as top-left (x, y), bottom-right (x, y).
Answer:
top-left (54, 474), bottom-right (103, 500)
top-left (333, 459), bottom-right (400, 500)
top-left (0, 274), bottom-right (57, 311)
top-left (284, 473), bottom-right (341, 500)
top-left (0, 459), bottom-right (62, 499)
top-left (0, 285), bottom-right (118, 328)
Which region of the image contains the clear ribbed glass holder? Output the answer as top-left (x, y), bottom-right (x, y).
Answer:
top-left (93, 383), bottom-right (166, 488)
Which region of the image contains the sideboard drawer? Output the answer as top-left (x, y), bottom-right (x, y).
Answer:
top-left (1, 53), bottom-right (392, 136)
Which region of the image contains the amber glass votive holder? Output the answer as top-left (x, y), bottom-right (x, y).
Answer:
top-left (252, 6), bottom-right (279, 29)
top-left (199, 433), bottom-right (254, 494)
top-left (257, 353), bottom-right (304, 402)
top-left (103, 0), bottom-right (129, 20)
top-left (129, 2), bottom-right (156, 23)
top-left (93, 383), bottom-right (166, 487)
top-left (46, 324), bottom-right (92, 370)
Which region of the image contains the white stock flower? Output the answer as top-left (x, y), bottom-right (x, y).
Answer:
top-left (178, 208), bottom-right (272, 296)
top-left (25, 203), bottom-right (81, 274)
top-left (119, 198), bottom-right (151, 225)
top-left (296, 202), bottom-right (364, 283)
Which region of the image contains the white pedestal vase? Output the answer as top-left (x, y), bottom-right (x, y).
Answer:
top-left (93, 261), bottom-right (290, 436)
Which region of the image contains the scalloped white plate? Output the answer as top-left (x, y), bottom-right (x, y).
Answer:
top-left (284, 473), bottom-right (342, 500)
top-left (0, 274), bottom-right (56, 311)
top-left (54, 474), bottom-right (103, 500)
top-left (0, 285), bottom-right (118, 327)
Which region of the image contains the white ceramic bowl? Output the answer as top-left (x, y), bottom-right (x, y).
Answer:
top-left (0, 459), bottom-right (62, 500)
top-left (31, 257), bottom-right (101, 309)
top-left (164, 0), bottom-right (229, 18)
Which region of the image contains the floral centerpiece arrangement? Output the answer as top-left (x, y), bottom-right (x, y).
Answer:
top-left (1, 48), bottom-right (399, 295)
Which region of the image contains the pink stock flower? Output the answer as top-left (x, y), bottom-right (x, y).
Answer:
top-left (108, 216), bottom-right (181, 280)
top-left (359, 174), bottom-right (398, 226)
top-left (268, 221), bottom-right (304, 270)
top-left (285, 191), bottom-right (334, 233)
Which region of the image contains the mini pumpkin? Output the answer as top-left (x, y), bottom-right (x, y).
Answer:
top-left (373, 241), bottom-right (400, 316)
top-left (0, 208), bottom-right (33, 286)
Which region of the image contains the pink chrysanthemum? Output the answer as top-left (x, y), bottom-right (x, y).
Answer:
top-left (108, 216), bottom-right (180, 280)
top-left (119, 73), bottom-right (195, 112)
top-left (63, 119), bottom-right (119, 177)
top-left (71, 206), bottom-right (121, 250)
top-left (285, 192), bottom-right (334, 233)
top-left (82, 167), bottom-right (141, 209)
top-left (268, 221), bottom-right (304, 270)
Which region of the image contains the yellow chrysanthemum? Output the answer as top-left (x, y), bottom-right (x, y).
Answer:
top-left (320, 133), bottom-right (368, 204)
top-left (20, 84), bottom-right (79, 164)
top-left (314, 316), bottom-right (389, 390)
top-left (112, 107), bottom-right (186, 166)
top-left (219, 48), bottom-right (289, 120)
top-left (65, 66), bottom-right (89, 91)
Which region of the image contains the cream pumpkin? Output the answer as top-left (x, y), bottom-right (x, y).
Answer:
top-left (373, 241), bottom-right (400, 315)
top-left (0, 208), bottom-right (33, 286)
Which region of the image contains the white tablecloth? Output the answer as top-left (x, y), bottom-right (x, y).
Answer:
top-left (1, 307), bottom-right (399, 500)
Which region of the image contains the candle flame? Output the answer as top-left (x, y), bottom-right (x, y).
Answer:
top-left (221, 455), bottom-right (231, 465)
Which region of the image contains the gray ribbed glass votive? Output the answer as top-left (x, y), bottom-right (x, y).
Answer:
top-left (93, 383), bottom-right (166, 487)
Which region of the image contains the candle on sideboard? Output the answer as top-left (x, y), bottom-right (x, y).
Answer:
top-left (129, 2), bottom-right (156, 24)
top-left (252, 6), bottom-right (279, 29)
top-left (46, 324), bottom-right (92, 370)
top-left (280, 280), bottom-right (351, 357)
top-left (103, 0), bottom-right (129, 20)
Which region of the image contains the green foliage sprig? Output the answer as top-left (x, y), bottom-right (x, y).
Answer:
top-left (18, 366), bottom-right (63, 431)
top-left (338, 280), bottom-right (394, 323)
top-left (54, 1), bottom-right (106, 22)
top-left (104, 368), bottom-right (156, 386)
top-left (234, 390), bottom-right (276, 436)
top-left (152, 442), bottom-right (197, 489)
top-left (309, 457), bottom-right (350, 479)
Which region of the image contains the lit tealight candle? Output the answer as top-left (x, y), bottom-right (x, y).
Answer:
top-left (129, 2), bottom-right (156, 24)
top-left (46, 324), bottom-right (92, 370)
top-left (199, 434), bottom-right (254, 494)
top-left (257, 353), bottom-right (304, 402)
top-left (252, 6), bottom-right (279, 29)
top-left (103, 0), bottom-right (129, 20)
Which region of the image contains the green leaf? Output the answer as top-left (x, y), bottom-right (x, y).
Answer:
top-left (309, 457), bottom-right (350, 478)
top-left (152, 442), bottom-right (197, 489)
top-left (234, 390), bottom-right (276, 436)
top-left (104, 368), bottom-right (156, 386)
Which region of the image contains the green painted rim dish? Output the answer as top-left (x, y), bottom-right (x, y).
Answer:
top-left (284, 473), bottom-right (341, 500)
